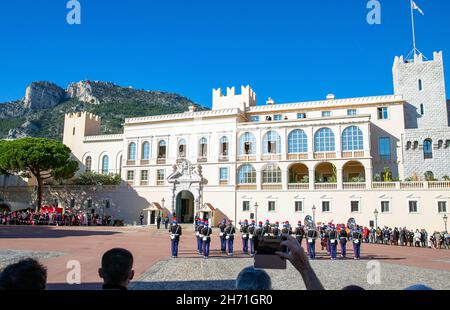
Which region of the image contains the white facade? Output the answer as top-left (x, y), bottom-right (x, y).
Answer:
top-left (3, 51), bottom-right (449, 233)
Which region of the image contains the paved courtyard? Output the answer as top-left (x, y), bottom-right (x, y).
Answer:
top-left (1, 225), bottom-right (450, 290)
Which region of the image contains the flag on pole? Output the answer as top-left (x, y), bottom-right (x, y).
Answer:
top-left (412, 1), bottom-right (425, 16)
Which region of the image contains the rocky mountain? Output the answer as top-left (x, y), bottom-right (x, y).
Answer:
top-left (0, 81), bottom-right (203, 140)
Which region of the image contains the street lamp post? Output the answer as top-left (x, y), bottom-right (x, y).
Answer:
top-left (161, 197), bottom-right (165, 218)
top-left (374, 208), bottom-right (379, 229)
top-left (312, 204), bottom-right (316, 224)
top-left (443, 214), bottom-right (448, 233)
top-left (254, 202), bottom-right (259, 224)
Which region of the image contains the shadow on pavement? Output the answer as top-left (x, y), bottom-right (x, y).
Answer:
top-left (0, 226), bottom-right (121, 239)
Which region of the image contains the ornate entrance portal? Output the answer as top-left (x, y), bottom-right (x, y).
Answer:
top-left (167, 160), bottom-right (207, 224)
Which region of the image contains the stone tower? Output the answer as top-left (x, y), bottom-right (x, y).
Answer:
top-left (63, 112), bottom-right (101, 153)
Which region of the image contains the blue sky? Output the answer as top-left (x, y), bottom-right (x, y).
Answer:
top-left (0, 0), bottom-right (449, 107)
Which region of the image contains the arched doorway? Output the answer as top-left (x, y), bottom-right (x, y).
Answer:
top-left (176, 191), bottom-right (195, 223)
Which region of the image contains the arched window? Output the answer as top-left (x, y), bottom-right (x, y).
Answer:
top-left (342, 126), bottom-right (364, 151)
top-left (262, 164), bottom-right (282, 184)
top-left (178, 139), bottom-right (186, 158)
top-left (262, 131), bottom-right (281, 154)
top-left (158, 140), bottom-right (167, 159)
top-left (238, 165), bottom-right (256, 184)
top-left (220, 136), bottom-right (229, 156)
top-left (199, 137), bottom-right (208, 157)
top-left (423, 139), bottom-right (433, 159)
top-left (141, 142), bottom-right (150, 160)
top-left (128, 143), bottom-right (136, 161)
top-left (85, 156), bottom-right (92, 172)
top-left (314, 128), bottom-right (335, 152)
top-left (101, 155), bottom-right (109, 174)
top-left (288, 129), bottom-right (308, 154)
top-left (239, 132), bottom-right (256, 155)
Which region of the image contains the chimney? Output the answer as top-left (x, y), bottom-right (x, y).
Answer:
top-left (266, 97), bottom-right (275, 105)
top-left (326, 94), bottom-right (335, 100)
top-left (188, 105), bottom-right (197, 113)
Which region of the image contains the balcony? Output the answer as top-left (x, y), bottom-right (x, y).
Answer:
top-left (343, 182), bottom-right (366, 190)
top-left (314, 183), bottom-right (337, 190)
top-left (287, 153), bottom-right (308, 160)
top-left (372, 182), bottom-right (397, 189)
top-left (238, 155), bottom-right (257, 162)
top-left (218, 155), bottom-right (229, 162)
top-left (261, 154), bottom-right (282, 161)
top-left (313, 152), bottom-right (336, 160)
top-left (157, 158), bottom-right (166, 165)
top-left (341, 151), bottom-right (365, 158)
top-left (400, 182), bottom-right (424, 189)
top-left (288, 183), bottom-right (309, 190)
top-left (429, 181), bottom-right (450, 189)
top-left (261, 184), bottom-right (282, 190)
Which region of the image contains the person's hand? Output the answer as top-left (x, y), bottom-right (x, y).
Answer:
top-left (276, 234), bottom-right (310, 272)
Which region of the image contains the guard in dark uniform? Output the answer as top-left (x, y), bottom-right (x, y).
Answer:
top-left (218, 219), bottom-right (227, 254)
top-left (339, 224), bottom-right (348, 258)
top-left (272, 222), bottom-right (280, 237)
top-left (196, 219), bottom-right (204, 255)
top-left (262, 220), bottom-right (271, 236)
top-left (240, 219), bottom-right (249, 254)
top-left (248, 220), bottom-right (256, 256)
top-left (201, 221), bottom-right (212, 259)
top-left (329, 225), bottom-right (338, 260)
top-left (281, 221), bottom-right (292, 235)
top-left (352, 227), bottom-right (363, 260)
top-left (294, 221), bottom-right (305, 246)
top-left (306, 226), bottom-right (319, 259)
top-left (224, 220), bottom-right (236, 256)
top-left (255, 221), bottom-right (264, 237)
top-left (169, 220), bottom-right (182, 258)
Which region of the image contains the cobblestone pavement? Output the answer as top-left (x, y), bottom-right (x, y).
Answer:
top-left (131, 256), bottom-right (450, 290)
top-left (0, 249), bottom-right (64, 270)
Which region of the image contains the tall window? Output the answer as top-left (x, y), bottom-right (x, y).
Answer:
top-left (85, 156), bottom-right (92, 172)
top-left (294, 201), bottom-right (303, 212)
top-left (140, 170), bottom-right (148, 181)
top-left (262, 131), bottom-right (281, 154)
top-left (220, 136), bottom-right (229, 156)
top-left (351, 201), bottom-right (360, 213)
top-left (178, 139), bottom-right (186, 158)
top-left (262, 164), bottom-right (282, 184)
top-left (243, 201), bottom-right (250, 212)
top-left (238, 164), bottom-right (256, 184)
top-left (142, 142), bottom-right (150, 160)
top-left (268, 201), bottom-right (276, 212)
top-left (438, 201), bottom-right (447, 213)
top-left (158, 140), bottom-right (167, 159)
top-left (127, 170), bottom-right (135, 181)
top-left (219, 167), bottom-right (229, 182)
top-left (420, 104), bottom-right (424, 116)
top-left (378, 137), bottom-right (391, 161)
top-left (408, 201), bottom-right (418, 213)
top-left (157, 169), bottom-right (165, 185)
top-left (342, 126), bottom-right (364, 151)
top-left (314, 128), bottom-right (335, 152)
top-left (288, 129), bottom-right (308, 154)
top-left (381, 201), bottom-right (390, 213)
top-left (423, 139), bottom-right (433, 159)
top-left (199, 137), bottom-right (208, 157)
top-left (239, 132), bottom-right (256, 155)
top-left (322, 201), bottom-right (331, 212)
top-left (101, 155), bottom-right (109, 174)
top-left (418, 79), bottom-right (423, 91)
top-left (377, 107), bottom-right (389, 120)
top-left (128, 143), bottom-right (136, 161)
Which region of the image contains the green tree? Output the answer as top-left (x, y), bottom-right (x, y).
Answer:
top-left (0, 138), bottom-right (79, 209)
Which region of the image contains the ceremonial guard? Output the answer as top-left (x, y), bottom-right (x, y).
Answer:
top-left (201, 221), bottom-right (212, 259)
top-left (196, 219), bottom-right (204, 255)
top-left (306, 225), bottom-right (318, 259)
top-left (169, 220), bottom-right (182, 258)
top-left (240, 220), bottom-right (250, 254)
top-left (255, 221), bottom-right (264, 237)
top-left (339, 224), bottom-right (348, 258)
top-left (352, 226), bottom-right (363, 260)
top-left (281, 221), bottom-right (292, 235)
top-left (329, 225), bottom-right (338, 260)
top-left (224, 220), bottom-right (236, 256)
top-left (218, 219), bottom-right (227, 254)
top-left (272, 222), bottom-right (281, 237)
top-left (262, 220), bottom-right (271, 236)
top-left (294, 221), bottom-right (305, 246)
top-left (248, 220), bottom-right (256, 256)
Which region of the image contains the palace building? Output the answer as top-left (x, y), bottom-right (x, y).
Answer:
top-left (3, 51), bottom-right (450, 232)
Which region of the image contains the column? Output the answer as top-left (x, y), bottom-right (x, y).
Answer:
top-left (337, 168), bottom-right (343, 190)
top-left (282, 168), bottom-right (288, 190)
top-left (309, 167), bottom-right (315, 190)
top-left (335, 125), bottom-right (342, 159)
top-left (257, 169), bottom-right (262, 190)
top-left (307, 127), bottom-right (314, 160)
top-left (365, 166), bottom-right (373, 189)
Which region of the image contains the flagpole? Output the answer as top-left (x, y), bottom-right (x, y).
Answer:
top-left (410, 0), bottom-right (417, 57)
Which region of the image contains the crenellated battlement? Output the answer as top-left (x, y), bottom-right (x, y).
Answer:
top-left (212, 85), bottom-right (256, 111)
top-left (65, 111), bottom-right (101, 122)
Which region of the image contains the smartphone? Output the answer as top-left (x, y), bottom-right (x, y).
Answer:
top-left (253, 236), bottom-right (287, 270)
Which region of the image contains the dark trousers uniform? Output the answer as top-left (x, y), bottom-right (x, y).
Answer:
top-left (330, 239), bottom-right (337, 259)
top-left (171, 238), bottom-right (179, 257)
top-left (202, 237), bottom-right (211, 257)
top-left (340, 238), bottom-right (347, 257)
top-left (307, 239), bottom-right (316, 259)
top-left (242, 234), bottom-right (249, 254)
top-left (220, 232), bottom-right (226, 253)
top-left (353, 240), bottom-right (361, 258)
top-left (227, 236), bottom-right (234, 254)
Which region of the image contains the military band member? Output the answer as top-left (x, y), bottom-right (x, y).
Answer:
top-left (240, 219), bottom-right (250, 254)
top-left (196, 219), bottom-right (204, 255)
top-left (169, 220), bottom-right (182, 258)
top-left (281, 221), bottom-right (292, 235)
top-left (306, 226), bottom-right (319, 259)
top-left (201, 221), bottom-right (212, 259)
top-left (225, 220), bottom-right (236, 256)
top-left (294, 221), bottom-right (305, 246)
top-left (248, 220), bottom-right (256, 256)
top-left (262, 220), bottom-right (271, 237)
top-left (329, 225), bottom-right (338, 260)
top-left (218, 219), bottom-right (227, 254)
top-left (339, 224), bottom-right (348, 258)
top-left (352, 227), bottom-right (363, 260)
top-left (272, 222), bottom-right (280, 237)
top-left (255, 221), bottom-right (264, 237)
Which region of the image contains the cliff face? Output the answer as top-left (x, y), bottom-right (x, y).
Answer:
top-left (0, 80), bottom-right (203, 140)
top-left (23, 82), bottom-right (67, 109)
